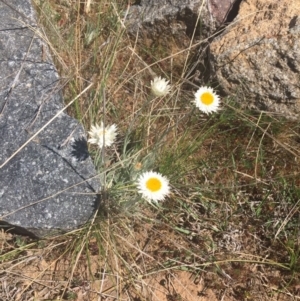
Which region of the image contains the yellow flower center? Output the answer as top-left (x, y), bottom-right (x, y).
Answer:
top-left (98, 130), bottom-right (106, 136)
top-left (200, 92), bottom-right (214, 105)
top-left (146, 177), bottom-right (162, 192)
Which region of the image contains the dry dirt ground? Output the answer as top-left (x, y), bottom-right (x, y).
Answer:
top-left (1, 219), bottom-right (299, 301)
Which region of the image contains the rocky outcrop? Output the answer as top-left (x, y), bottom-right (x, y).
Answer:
top-left (210, 0), bottom-right (300, 118)
top-left (0, 0), bottom-right (100, 237)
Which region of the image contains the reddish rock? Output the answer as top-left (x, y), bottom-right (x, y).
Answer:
top-left (210, 0), bottom-right (300, 118)
top-left (208, 0), bottom-right (240, 24)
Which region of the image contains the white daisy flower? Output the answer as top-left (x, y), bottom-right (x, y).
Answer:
top-left (88, 122), bottom-right (117, 149)
top-left (151, 76), bottom-right (171, 96)
top-left (193, 86), bottom-right (220, 114)
top-left (137, 171), bottom-right (170, 203)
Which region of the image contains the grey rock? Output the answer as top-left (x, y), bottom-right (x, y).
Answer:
top-left (125, 0), bottom-right (236, 40)
top-left (0, 0), bottom-right (100, 237)
top-left (210, 0), bottom-right (300, 118)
